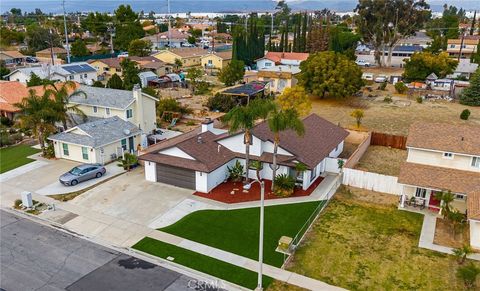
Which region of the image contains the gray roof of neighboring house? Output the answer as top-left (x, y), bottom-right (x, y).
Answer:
top-left (5, 62), bottom-right (96, 79)
top-left (69, 85), bottom-right (135, 110)
top-left (49, 116), bottom-right (141, 148)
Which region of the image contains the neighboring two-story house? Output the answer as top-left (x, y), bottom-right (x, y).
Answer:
top-left (139, 114), bottom-right (348, 193)
top-left (447, 38), bottom-right (479, 59)
top-left (255, 52), bottom-right (309, 70)
top-left (398, 123), bottom-right (480, 249)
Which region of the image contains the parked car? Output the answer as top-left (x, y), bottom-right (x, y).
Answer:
top-left (117, 52), bottom-right (129, 58)
top-left (59, 164), bottom-right (106, 186)
top-left (362, 73), bottom-right (374, 81)
top-left (374, 75), bottom-right (388, 83)
top-left (181, 42), bottom-right (195, 47)
top-left (25, 56), bottom-right (39, 63)
top-left (355, 59), bottom-right (371, 67)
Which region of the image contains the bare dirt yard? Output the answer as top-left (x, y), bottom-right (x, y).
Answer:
top-left (355, 145), bottom-right (408, 176)
top-left (310, 88), bottom-right (480, 135)
top-left (433, 218), bottom-right (470, 249)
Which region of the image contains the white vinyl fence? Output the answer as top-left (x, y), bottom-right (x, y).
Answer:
top-left (342, 168), bottom-right (402, 195)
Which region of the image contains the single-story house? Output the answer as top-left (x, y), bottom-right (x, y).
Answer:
top-left (35, 47), bottom-right (68, 62)
top-left (446, 59), bottom-right (479, 80)
top-left (0, 50), bottom-right (26, 66)
top-left (139, 114), bottom-right (348, 193)
top-left (5, 62), bottom-right (97, 85)
top-left (257, 65), bottom-right (300, 93)
top-left (49, 116), bottom-right (142, 164)
top-left (142, 29), bottom-right (190, 49)
top-left (256, 52), bottom-right (309, 70)
top-left (201, 51), bottom-right (232, 70)
top-left (153, 48), bottom-right (208, 67)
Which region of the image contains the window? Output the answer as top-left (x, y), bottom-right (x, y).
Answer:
top-left (450, 44), bottom-right (455, 48)
top-left (84, 73), bottom-right (87, 78)
top-left (121, 139), bottom-right (127, 150)
top-left (82, 147), bottom-right (88, 160)
top-left (62, 143), bottom-right (69, 156)
top-left (208, 60), bottom-right (213, 65)
top-left (105, 108), bottom-right (110, 115)
top-left (265, 62), bottom-right (272, 67)
top-left (126, 109), bottom-right (133, 119)
top-left (93, 106), bottom-right (98, 113)
top-left (472, 157), bottom-right (480, 168)
top-left (104, 67), bottom-right (110, 71)
top-left (69, 75), bottom-right (74, 80)
top-left (455, 193), bottom-right (466, 200)
top-left (415, 188), bottom-right (427, 198)
top-left (443, 152), bottom-right (454, 159)
top-left (310, 167), bottom-right (317, 182)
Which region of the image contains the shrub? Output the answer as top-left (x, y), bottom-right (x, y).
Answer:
top-left (394, 82), bottom-right (408, 94)
top-left (13, 199), bottom-right (22, 209)
top-left (194, 81), bottom-right (211, 95)
top-left (43, 143), bottom-right (55, 159)
top-left (227, 160), bottom-right (244, 182)
top-left (157, 98), bottom-right (192, 122)
top-left (206, 94), bottom-right (237, 112)
top-left (273, 174), bottom-right (296, 197)
top-left (460, 109), bottom-right (471, 120)
top-left (378, 81), bottom-right (387, 90)
top-left (0, 116), bottom-right (13, 127)
top-left (186, 120), bottom-right (196, 126)
top-left (383, 96), bottom-right (393, 103)
top-left (456, 263), bottom-right (480, 289)
top-left (117, 153), bottom-right (138, 171)
top-left (416, 96), bottom-right (423, 103)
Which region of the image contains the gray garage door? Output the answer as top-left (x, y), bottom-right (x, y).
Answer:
top-left (156, 164), bottom-right (196, 190)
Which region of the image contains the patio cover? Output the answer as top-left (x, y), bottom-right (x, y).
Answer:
top-left (221, 81), bottom-right (267, 97)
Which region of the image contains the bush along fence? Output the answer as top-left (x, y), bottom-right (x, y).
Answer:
top-left (370, 132), bottom-right (407, 149)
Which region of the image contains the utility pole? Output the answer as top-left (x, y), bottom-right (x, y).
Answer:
top-left (458, 28), bottom-right (466, 61)
top-left (49, 29), bottom-right (55, 66)
top-left (62, 0), bottom-right (71, 63)
top-left (108, 24), bottom-right (115, 55)
top-left (167, 0), bottom-right (171, 48)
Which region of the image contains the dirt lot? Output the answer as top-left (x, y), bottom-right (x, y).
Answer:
top-left (433, 218), bottom-right (470, 249)
top-left (355, 145), bottom-right (408, 176)
top-left (310, 90), bottom-right (480, 135)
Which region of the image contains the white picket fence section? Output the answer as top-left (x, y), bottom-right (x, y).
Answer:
top-left (342, 168), bottom-right (402, 195)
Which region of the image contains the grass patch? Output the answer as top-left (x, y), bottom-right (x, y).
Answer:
top-left (133, 237), bottom-right (273, 290)
top-left (0, 144), bottom-right (40, 173)
top-left (355, 145), bottom-right (407, 176)
top-left (287, 187), bottom-right (480, 290)
top-left (159, 201), bottom-right (323, 267)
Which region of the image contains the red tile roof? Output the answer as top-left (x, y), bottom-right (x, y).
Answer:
top-left (260, 52), bottom-right (310, 64)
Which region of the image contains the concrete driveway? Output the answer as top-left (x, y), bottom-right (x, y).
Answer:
top-left (67, 168), bottom-right (195, 226)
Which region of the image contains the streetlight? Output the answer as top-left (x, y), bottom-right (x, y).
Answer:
top-left (243, 179), bottom-right (265, 290)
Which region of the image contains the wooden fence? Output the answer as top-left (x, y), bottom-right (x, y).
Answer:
top-left (371, 132), bottom-right (407, 150)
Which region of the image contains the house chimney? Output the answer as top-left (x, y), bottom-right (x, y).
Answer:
top-left (133, 84), bottom-right (144, 130)
top-left (201, 118), bottom-right (214, 133)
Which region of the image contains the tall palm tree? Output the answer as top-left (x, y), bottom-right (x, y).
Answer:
top-left (15, 90), bottom-right (58, 152)
top-left (435, 190), bottom-right (455, 218)
top-left (222, 99), bottom-right (274, 182)
top-left (268, 107), bottom-right (305, 190)
top-left (44, 81), bottom-right (87, 129)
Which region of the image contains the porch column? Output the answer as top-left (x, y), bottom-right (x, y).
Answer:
top-left (400, 186), bottom-right (405, 208)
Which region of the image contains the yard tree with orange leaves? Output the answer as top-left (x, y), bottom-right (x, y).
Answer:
top-left (276, 86), bottom-right (312, 116)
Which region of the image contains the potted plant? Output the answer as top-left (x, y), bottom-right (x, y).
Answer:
top-left (227, 160), bottom-right (244, 182)
top-left (273, 174), bottom-right (296, 197)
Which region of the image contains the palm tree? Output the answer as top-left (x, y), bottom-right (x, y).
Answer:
top-left (44, 81), bottom-right (87, 130)
top-left (453, 245), bottom-right (474, 265)
top-left (435, 190), bottom-right (455, 218)
top-left (15, 90), bottom-right (57, 152)
top-left (268, 107), bottom-right (305, 190)
top-left (222, 99), bottom-right (273, 182)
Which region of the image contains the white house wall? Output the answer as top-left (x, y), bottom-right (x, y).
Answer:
top-left (302, 159), bottom-right (325, 190)
top-left (262, 141), bottom-right (292, 156)
top-left (256, 59), bottom-right (275, 69)
top-left (218, 135), bottom-right (263, 156)
top-left (144, 161), bottom-right (157, 182)
top-left (205, 160), bottom-right (235, 192)
top-left (470, 220), bottom-right (480, 249)
top-left (160, 147), bottom-right (195, 160)
top-left (53, 141), bottom-right (91, 163)
top-left (329, 141), bottom-right (344, 158)
top-left (407, 148), bottom-right (480, 173)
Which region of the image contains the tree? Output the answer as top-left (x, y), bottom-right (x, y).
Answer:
top-left (141, 87), bottom-right (158, 97)
top-left (45, 82), bottom-right (87, 130)
top-left (232, 13), bottom-right (265, 65)
top-left (187, 36), bottom-right (196, 44)
top-left (14, 90), bottom-right (57, 153)
top-left (298, 51), bottom-right (363, 98)
top-left (403, 52), bottom-right (458, 82)
top-left (113, 5), bottom-right (145, 51)
top-left (453, 245), bottom-right (474, 265)
top-left (276, 86), bottom-right (311, 116)
top-left (106, 73), bottom-right (124, 89)
top-left (395, 82), bottom-right (408, 94)
top-left (186, 67), bottom-right (203, 94)
top-left (25, 24), bottom-right (62, 53)
top-left (222, 99), bottom-right (274, 183)
top-left (460, 68), bottom-right (480, 106)
top-left (268, 107), bottom-right (305, 190)
top-left (117, 152), bottom-right (138, 171)
top-left (156, 98), bottom-right (192, 121)
top-left (218, 60), bottom-right (245, 86)
top-left (350, 109), bottom-right (364, 128)
top-left (81, 12), bottom-right (112, 37)
top-left (71, 39), bottom-right (89, 57)
top-left (307, 15), bottom-right (330, 53)
top-left (434, 190), bottom-right (455, 219)
top-left (92, 80), bottom-right (104, 88)
top-left (174, 58), bottom-right (183, 70)
top-left (470, 10), bottom-right (477, 36)
top-left (120, 58), bottom-right (140, 90)
top-left (26, 72), bottom-right (52, 87)
top-left (456, 263), bottom-right (480, 289)
top-left (128, 39), bottom-right (152, 57)
top-left (0, 61), bottom-right (10, 79)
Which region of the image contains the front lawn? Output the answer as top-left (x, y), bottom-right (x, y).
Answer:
top-left (0, 144), bottom-right (40, 174)
top-left (160, 201), bottom-right (324, 267)
top-left (286, 186), bottom-right (480, 290)
top-left (133, 238), bottom-right (273, 290)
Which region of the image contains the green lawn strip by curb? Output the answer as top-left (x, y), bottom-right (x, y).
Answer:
top-left (133, 237), bottom-right (273, 290)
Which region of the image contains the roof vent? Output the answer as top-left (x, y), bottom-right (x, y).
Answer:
top-left (197, 136), bottom-right (203, 144)
top-left (123, 129), bottom-right (131, 135)
top-left (461, 136), bottom-right (464, 141)
top-left (91, 124), bottom-right (96, 127)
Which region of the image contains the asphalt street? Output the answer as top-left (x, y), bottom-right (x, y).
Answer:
top-left (0, 210), bottom-right (221, 291)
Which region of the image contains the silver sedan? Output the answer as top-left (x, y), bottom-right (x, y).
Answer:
top-left (59, 164), bottom-right (106, 186)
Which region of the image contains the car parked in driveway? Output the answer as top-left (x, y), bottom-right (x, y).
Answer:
top-left (59, 164), bottom-right (106, 186)
top-left (374, 75), bottom-right (388, 83)
top-left (355, 59), bottom-right (371, 67)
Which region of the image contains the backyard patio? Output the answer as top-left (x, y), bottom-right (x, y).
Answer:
top-left (193, 177), bottom-right (324, 204)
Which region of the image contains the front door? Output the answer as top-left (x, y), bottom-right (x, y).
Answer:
top-left (429, 190), bottom-right (441, 210)
top-left (128, 136), bottom-right (134, 152)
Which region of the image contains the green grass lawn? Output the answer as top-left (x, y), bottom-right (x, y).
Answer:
top-left (159, 201), bottom-right (324, 267)
top-left (286, 187), bottom-right (480, 290)
top-left (0, 144), bottom-right (40, 174)
top-left (133, 238), bottom-right (273, 290)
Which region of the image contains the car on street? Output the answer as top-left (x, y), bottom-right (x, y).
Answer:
top-left (374, 75), bottom-right (388, 83)
top-left (355, 59), bottom-right (371, 67)
top-left (59, 164), bottom-right (106, 186)
top-left (362, 73), bottom-right (374, 81)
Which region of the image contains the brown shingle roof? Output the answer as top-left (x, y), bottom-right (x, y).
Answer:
top-left (167, 48), bottom-right (209, 58)
top-left (468, 191), bottom-right (480, 221)
top-left (0, 50), bottom-right (26, 59)
top-left (398, 162), bottom-right (480, 194)
top-left (36, 47), bottom-right (67, 54)
top-left (203, 51), bottom-right (232, 60)
top-left (407, 123), bottom-right (480, 156)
